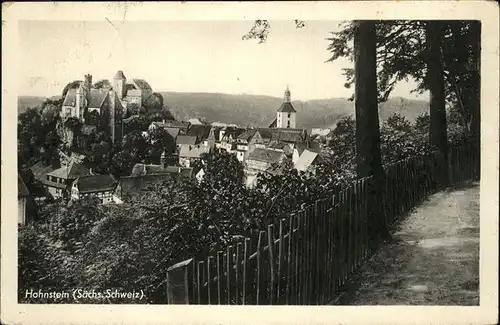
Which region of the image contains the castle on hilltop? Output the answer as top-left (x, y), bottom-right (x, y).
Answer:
top-left (60, 70), bottom-right (154, 143)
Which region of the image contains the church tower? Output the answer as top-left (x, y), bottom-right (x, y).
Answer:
top-left (113, 70), bottom-right (126, 99)
top-left (276, 86), bottom-right (296, 128)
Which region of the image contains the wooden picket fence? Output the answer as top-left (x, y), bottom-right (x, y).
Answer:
top-left (166, 144), bottom-right (479, 305)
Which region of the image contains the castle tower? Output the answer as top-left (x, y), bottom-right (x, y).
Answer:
top-left (84, 74), bottom-right (93, 90)
top-left (276, 86), bottom-right (296, 129)
top-left (113, 70), bottom-right (126, 99)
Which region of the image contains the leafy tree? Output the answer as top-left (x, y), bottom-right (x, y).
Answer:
top-left (110, 149), bottom-right (138, 177)
top-left (149, 108), bottom-right (175, 122)
top-left (126, 103), bottom-right (141, 117)
top-left (123, 115), bottom-right (151, 134)
top-left (62, 80), bottom-right (83, 98)
top-left (122, 130), bottom-right (148, 161)
top-left (144, 92), bottom-right (164, 112)
top-left (386, 113), bottom-right (412, 132)
top-left (415, 112), bottom-right (430, 134)
top-left (380, 114), bottom-right (430, 164)
top-left (145, 127), bottom-right (176, 164)
top-left (48, 197), bottom-right (107, 253)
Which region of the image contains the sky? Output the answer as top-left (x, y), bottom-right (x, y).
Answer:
top-left (19, 20), bottom-right (425, 101)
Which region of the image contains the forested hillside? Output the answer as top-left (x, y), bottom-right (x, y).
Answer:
top-left (18, 92), bottom-right (428, 130)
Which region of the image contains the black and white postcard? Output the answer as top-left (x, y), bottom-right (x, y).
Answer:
top-left (1, 2), bottom-right (498, 325)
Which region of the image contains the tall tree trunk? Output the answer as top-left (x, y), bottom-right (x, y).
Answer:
top-left (468, 21), bottom-right (481, 178)
top-left (354, 21), bottom-right (383, 179)
top-left (426, 21), bottom-right (449, 187)
top-left (353, 21), bottom-right (388, 242)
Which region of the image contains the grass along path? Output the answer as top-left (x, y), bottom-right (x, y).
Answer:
top-left (338, 182), bottom-right (480, 305)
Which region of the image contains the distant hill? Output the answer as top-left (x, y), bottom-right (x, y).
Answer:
top-left (17, 95), bottom-right (62, 114)
top-left (160, 91), bottom-right (429, 130)
top-left (17, 96), bottom-right (46, 114)
top-left (18, 92), bottom-right (429, 130)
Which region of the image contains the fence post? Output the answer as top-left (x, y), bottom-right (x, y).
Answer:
top-left (166, 258), bottom-right (194, 304)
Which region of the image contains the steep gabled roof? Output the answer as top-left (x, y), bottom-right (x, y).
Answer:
top-left (247, 148), bottom-right (284, 164)
top-left (62, 89), bottom-right (78, 107)
top-left (74, 174), bottom-right (117, 194)
top-left (179, 144), bottom-right (210, 159)
top-left (222, 127), bottom-right (246, 141)
top-left (294, 149), bottom-right (319, 172)
top-left (186, 124), bottom-right (212, 140)
top-left (268, 118), bottom-right (277, 128)
top-left (277, 102), bottom-right (297, 113)
top-left (237, 129), bottom-right (257, 142)
top-left (176, 135), bottom-right (198, 145)
top-left (47, 162), bottom-right (92, 180)
top-left (87, 89), bottom-right (109, 109)
top-left (277, 130), bottom-right (307, 143)
top-left (30, 161), bottom-right (55, 183)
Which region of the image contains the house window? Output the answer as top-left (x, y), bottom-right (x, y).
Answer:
top-left (287, 120), bottom-right (290, 128)
top-left (288, 113), bottom-right (291, 118)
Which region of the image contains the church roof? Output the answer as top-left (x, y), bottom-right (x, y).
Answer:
top-left (114, 70), bottom-right (126, 79)
top-left (277, 102), bottom-right (297, 113)
top-left (62, 89), bottom-right (77, 107)
top-left (62, 88), bottom-right (109, 109)
top-left (87, 89), bottom-right (109, 109)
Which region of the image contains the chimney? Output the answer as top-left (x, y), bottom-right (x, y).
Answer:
top-left (84, 74), bottom-right (93, 89)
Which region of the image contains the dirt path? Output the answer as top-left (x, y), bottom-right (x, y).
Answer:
top-left (340, 182), bottom-right (480, 305)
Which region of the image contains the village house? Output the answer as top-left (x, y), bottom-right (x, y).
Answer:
top-left (149, 120), bottom-right (189, 138)
top-left (70, 174), bottom-right (120, 204)
top-left (233, 129), bottom-right (264, 162)
top-left (175, 124), bottom-right (216, 167)
top-left (118, 154), bottom-right (195, 201)
top-left (42, 161), bottom-right (94, 199)
top-left (244, 147), bottom-right (287, 187)
top-left (178, 144), bottom-right (211, 168)
top-left (130, 151), bottom-right (194, 178)
top-left (216, 127), bottom-right (246, 152)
